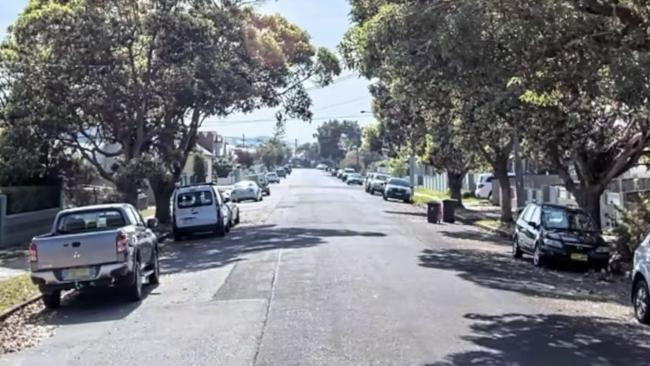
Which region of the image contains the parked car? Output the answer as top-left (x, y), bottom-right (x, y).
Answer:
top-left (474, 173), bottom-right (515, 199)
top-left (368, 173), bottom-right (390, 194)
top-left (173, 184), bottom-right (231, 240)
top-left (29, 203), bottom-right (160, 308)
top-left (231, 180), bottom-right (263, 202)
top-left (284, 164), bottom-right (292, 175)
top-left (246, 174), bottom-right (271, 196)
top-left (346, 173), bottom-right (364, 185)
top-left (383, 178), bottom-right (413, 203)
top-left (276, 168), bottom-right (287, 178)
top-left (633, 234), bottom-right (650, 324)
top-left (316, 163), bottom-right (328, 170)
top-left (512, 203), bottom-right (610, 269)
top-left (341, 168), bottom-right (356, 182)
top-left (223, 194), bottom-right (240, 228)
top-left (364, 173), bottom-right (375, 191)
top-left (334, 168), bottom-right (342, 177)
top-left (266, 171), bottom-right (280, 183)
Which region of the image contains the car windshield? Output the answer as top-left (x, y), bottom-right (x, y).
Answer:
top-left (349, 174), bottom-right (361, 178)
top-left (542, 206), bottom-right (596, 231)
top-left (177, 191), bottom-right (213, 208)
top-left (388, 179), bottom-right (410, 187)
top-left (57, 209), bottom-right (126, 234)
top-left (375, 175), bottom-right (388, 181)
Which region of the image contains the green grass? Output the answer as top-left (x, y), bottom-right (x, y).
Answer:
top-left (0, 274), bottom-right (39, 313)
top-left (413, 187), bottom-right (480, 206)
top-left (476, 219), bottom-right (515, 234)
top-left (139, 206), bottom-right (156, 218)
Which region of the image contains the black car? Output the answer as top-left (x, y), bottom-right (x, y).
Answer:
top-left (513, 203), bottom-right (610, 269)
top-left (383, 178), bottom-right (413, 203)
top-left (276, 168), bottom-right (287, 178)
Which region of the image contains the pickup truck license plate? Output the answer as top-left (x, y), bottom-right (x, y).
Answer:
top-left (64, 267), bottom-right (91, 280)
top-left (570, 253), bottom-right (588, 262)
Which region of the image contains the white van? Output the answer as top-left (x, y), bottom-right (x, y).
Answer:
top-left (172, 184), bottom-right (230, 241)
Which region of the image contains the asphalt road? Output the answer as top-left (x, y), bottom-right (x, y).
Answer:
top-left (2, 169), bottom-right (650, 365)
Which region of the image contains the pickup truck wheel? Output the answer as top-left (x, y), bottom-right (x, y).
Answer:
top-left (149, 249), bottom-right (160, 285)
top-left (234, 212), bottom-right (240, 225)
top-left (42, 290), bottom-right (61, 309)
top-left (126, 259), bottom-right (143, 302)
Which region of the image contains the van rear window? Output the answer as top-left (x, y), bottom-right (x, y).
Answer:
top-left (177, 191), bottom-right (213, 208)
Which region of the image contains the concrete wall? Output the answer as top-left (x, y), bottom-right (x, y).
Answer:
top-left (0, 195), bottom-right (59, 248)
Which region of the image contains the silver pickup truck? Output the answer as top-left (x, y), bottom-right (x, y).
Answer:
top-left (29, 203), bottom-right (160, 308)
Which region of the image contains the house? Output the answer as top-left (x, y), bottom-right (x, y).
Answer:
top-left (179, 143), bottom-right (214, 186)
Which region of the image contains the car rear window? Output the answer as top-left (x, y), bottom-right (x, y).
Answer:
top-left (375, 175), bottom-right (388, 181)
top-left (177, 190), bottom-right (213, 209)
top-left (57, 209), bottom-right (126, 234)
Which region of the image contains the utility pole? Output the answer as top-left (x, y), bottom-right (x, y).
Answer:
top-left (514, 131), bottom-right (525, 209)
top-left (242, 133), bottom-right (246, 149)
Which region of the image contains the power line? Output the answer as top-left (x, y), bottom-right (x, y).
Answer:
top-left (203, 114), bottom-right (370, 126)
top-left (313, 96), bottom-right (369, 112)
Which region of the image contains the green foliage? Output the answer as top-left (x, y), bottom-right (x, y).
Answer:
top-left (314, 120), bottom-right (361, 162)
top-left (388, 157), bottom-right (407, 177)
top-left (235, 150), bottom-right (255, 168)
top-left (213, 157), bottom-right (233, 178)
top-left (192, 155), bottom-right (207, 183)
top-left (613, 197), bottom-right (650, 259)
top-left (0, 274), bottom-right (39, 314)
top-left (0, 185), bottom-right (60, 214)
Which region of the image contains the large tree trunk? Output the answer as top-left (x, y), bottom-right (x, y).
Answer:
top-left (493, 155), bottom-right (513, 222)
top-left (115, 178), bottom-right (139, 207)
top-left (447, 171), bottom-right (465, 207)
top-left (149, 176), bottom-right (176, 225)
top-left (573, 186), bottom-right (604, 229)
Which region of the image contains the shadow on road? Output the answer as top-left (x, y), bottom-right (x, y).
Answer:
top-left (418, 248), bottom-right (629, 305)
top-left (438, 228), bottom-right (509, 245)
top-left (426, 313), bottom-right (650, 366)
top-left (46, 285), bottom-right (158, 325)
top-left (384, 210), bottom-right (427, 218)
top-left (160, 225), bottom-right (386, 276)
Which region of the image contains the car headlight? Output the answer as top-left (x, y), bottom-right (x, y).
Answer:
top-left (595, 246), bottom-right (610, 254)
top-left (543, 238), bottom-right (563, 248)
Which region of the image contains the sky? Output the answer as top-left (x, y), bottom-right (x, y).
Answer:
top-left (0, 0), bottom-right (374, 144)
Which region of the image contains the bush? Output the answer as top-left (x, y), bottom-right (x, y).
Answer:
top-left (0, 186), bottom-right (60, 214)
top-left (613, 196), bottom-right (650, 259)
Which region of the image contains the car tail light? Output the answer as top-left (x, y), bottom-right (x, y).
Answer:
top-left (28, 242), bottom-right (38, 262)
top-left (116, 232), bottom-right (127, 253)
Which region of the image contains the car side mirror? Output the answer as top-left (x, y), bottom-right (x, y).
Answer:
top-left (528, 221), bottom-right (538, 229)
top-left (146, 218), bottom-right (159, 229)
top-left (224, 197), bottom-right (231, 203)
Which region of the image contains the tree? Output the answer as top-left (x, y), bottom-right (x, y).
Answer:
top-left (296, 142), bottom-right (320, 164)
top-left (213, 157), bottom-right (233, 178)
top-left (192, 155), bottom-right (207, 183)
top-left (2, 0), bottom-right (340, 224)
top-left (314, 120), bottom-right (361, 162)
top-left (234, 150), bottom-right (255, 168)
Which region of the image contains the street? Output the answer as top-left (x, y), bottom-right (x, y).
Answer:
top-left (2, 169), bottom-right (649, 366)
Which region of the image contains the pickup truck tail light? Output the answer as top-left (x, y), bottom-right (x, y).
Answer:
top-left (28, 242), bottom-right (38, 262)
top-left (116, 232), bottom-right (128, 253)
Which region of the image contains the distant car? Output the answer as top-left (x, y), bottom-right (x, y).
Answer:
top-left (173, 184), bottom-right (231, 240)
top-left (316, 163), bottom-right (328, 170)
top-left (266, 172), bottom-right (280, 183)
top-left (231, 181), bottom-right (263, 202)
top-left (512, 203), bottom-right (610, 269)
top-left (633, 234), bottom-right (650, 324)
top-left (383, 178), bottom-right (413, 203)
top-left (346, 173), bottom-right (364, 185)
top-left (246, 174), bottom-right (271, 196)
top-left (364, 173), bottom-right (375, 191)
top-left (368, 173), bottom-right (390, 194)
top-left (276, 168), bottom-right (287, 178)
top-left (284, 164), bottom-right (292, 175)
top-left (474, 173), bottom-right (515, 199)
top-left (29, 203), bottom-right (160, 308)
top-left (341, 168), bottom-right (356, 181)
top-left (333, 168), bottom-right (341, 177)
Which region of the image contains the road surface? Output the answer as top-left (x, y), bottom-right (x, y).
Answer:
top-left (2, 169), bottom-right (649, 365)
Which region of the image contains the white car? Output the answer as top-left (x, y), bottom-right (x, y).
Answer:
top-left (474, 173), bottom-right (515, 199)
top-left (633, 234), bottom-right (650, 324)
top-left (266, 172), bottom-right (280, 184)
top-left (316, 163), bottom-right (328, 170)
top-left (368, 173), bottom-right (390, 194)
top-left (173, 184), bottom-right (230, 240)
top-left (231, 181), bottom-right (263, 202)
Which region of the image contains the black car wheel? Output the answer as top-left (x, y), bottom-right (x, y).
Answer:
top-left (634, 278), bottom-right (650, 324)
top-left (215, 218), bottom-right (226, 237)
top-left (512, 235), bottom-right (523, 259)
top-left (383, 194), bottom-right (388, 201)
top-left (173, 232), bottom-right (183, 242)
top-left (533, 242), bottom-right (545, 267)
top-left (235, 211), bottom-right (240, 225)
top-left (126, 258), bottom-right (143, 302)
top-left (149, 248), bottom-right (160, 285)
top-left (42, 290), bottom-right (61, 309)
